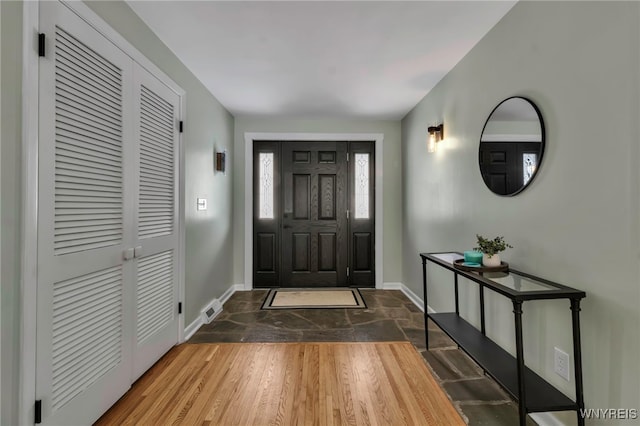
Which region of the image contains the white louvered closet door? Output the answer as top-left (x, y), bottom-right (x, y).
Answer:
top-left (36, 2), bottom-right (135, 425)
top-left (131, 64), bottom-right (181, 380)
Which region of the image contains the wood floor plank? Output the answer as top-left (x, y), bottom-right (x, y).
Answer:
top-left (95, 342), bottom-right (465, 426)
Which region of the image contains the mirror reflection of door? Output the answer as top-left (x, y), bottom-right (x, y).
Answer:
top-left (253, 141), bottom-right (375, 288)
top-left (479, 97), bottom-right (545, 196)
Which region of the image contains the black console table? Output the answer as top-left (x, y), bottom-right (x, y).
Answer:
top-left (420, 252), bottom-right (586, 426)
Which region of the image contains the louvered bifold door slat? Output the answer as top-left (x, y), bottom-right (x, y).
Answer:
top-left (132, 64), bottom-right (180, 381)
top-left (37, 2), bottom-right (135, 426)
top-left (138, 85), bottom-right (175, 239)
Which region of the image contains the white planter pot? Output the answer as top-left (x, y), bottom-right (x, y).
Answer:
top-left (482, 253), bottom-right (501, 267)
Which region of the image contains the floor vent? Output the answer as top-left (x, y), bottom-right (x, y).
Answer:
top-left (201, 300), bottom-right (223, 324)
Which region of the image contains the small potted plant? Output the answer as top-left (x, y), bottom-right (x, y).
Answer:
top-left (475, 234), bottom-right (513, 267)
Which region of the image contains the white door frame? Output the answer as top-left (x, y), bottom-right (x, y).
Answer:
top-left (244, 132), bottom-right (384, 290)
top-left (20, 2), bottom-right (186, 424)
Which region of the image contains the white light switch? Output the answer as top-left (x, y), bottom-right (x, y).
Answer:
top-left (196, 198), bottom-right (207, 211)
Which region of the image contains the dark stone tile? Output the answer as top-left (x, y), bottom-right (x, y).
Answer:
top-left (199, 320), bottom-right (248, 333)
top-left (443, 378), bottom-right (509, 402)
top-left (347, 308), bottom-right (387, 325)
top-left (368, 294), bottom-right (405, 308)
top-left (421, 349), bottom-right (482, 381)
top-left (460, 403), bottom-right (537, 426)
top-left (242, 326), bottom-right (302, 342)
top-left (396, 313), bottom-right (427, 331)
top-left (421, 350), bottom-right (461, 381)
top-left (227, 290), bottom-right (268, 303)
top-left (401, 327), bottom-right (426, 350)
top-left (223, 301), bottom-right (262, 314)
top-left (301, 329), bottom-right (356, 342)
top-left (187, 332), bottom-right (244, 344)
top-left (225, 310), bottom-right (268, 325)
top-left (291, 309), bottom-right (351, 329)
top-left (382, 307), bottom-right (413, 320)
top-left (445, 349), bottom-right (483, 378)
top-left (352, 320), bottom-right (406, 342)
top-left (427, 329), bottom-right (457, 349)
top-left (256, 311), bottom-right (320, 330)
top-left (404, 302), bottom-right (422, 313)
top-left (427, 318), bottom-right (443, 330)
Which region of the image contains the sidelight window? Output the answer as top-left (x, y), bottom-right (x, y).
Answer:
top-left (354, 153), bottom-right (370, 219)
top-left (259, 152), bottom-right (274, 219)
top-left (522, 153), bottom-right (537, 185)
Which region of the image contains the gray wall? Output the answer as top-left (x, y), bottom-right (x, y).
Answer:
top-left (1, 1), bottom-right (234, 423)
top-left (232, 117), bottom-right (403, 287)
top-left (402, 1), bottom-right (639, 424)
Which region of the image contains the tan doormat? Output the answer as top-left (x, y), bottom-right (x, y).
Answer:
top-left (261, 288), bottom-right (367, 309)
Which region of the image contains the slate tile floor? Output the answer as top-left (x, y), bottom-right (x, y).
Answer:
top-left (190, 289), bottom-right (536, 426)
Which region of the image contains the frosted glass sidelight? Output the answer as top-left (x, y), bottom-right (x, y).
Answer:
top-left (523, 153), bottom-right (537, 185)
top-left (354, 153), bottom-right (370, 219)
top-left (259, 153), bottom-right (274, 219)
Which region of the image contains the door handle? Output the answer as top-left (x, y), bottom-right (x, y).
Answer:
top-left (134, 246), bottom-right (143, 258)
top-left (283, 225), bottom-right (291, 229)
top-left (123, 248), bottom-right (134, 261)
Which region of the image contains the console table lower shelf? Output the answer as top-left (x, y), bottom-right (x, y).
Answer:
top-left (430, 313), bottom-right (577, 413)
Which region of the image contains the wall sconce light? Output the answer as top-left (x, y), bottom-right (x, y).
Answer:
top-left (215, 150), bottom-right (227, 174)
top-left (427, 124), bottom-right (444, 153)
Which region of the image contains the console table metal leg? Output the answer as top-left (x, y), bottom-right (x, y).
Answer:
top-left (422, 258), bottom-right (429, 350)
top-left (454, 273), bottom-right (460, 316)
top-left (479, 286), bottom-right (486, 335)
top-left (571, 299), bottom-right (585, 426)
top-left (513, 300), bottom-right (527, 426)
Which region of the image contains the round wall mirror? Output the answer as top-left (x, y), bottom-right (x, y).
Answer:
top-left (479, 97), bottom-right (545, 196)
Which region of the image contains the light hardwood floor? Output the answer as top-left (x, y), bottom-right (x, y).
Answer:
top-left (96, 342), bottom-right (464, 426)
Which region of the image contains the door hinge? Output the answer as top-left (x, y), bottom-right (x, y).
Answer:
top-left (35, 400), bottom-right (42, 424)
top-left (347, 267), bottom-right (350, 277)
top-left (38, 33), bottom-right (46, 57)
top-left (347, 152), bottom-right (349, 162)
top-left (346, 210), bottom-right (350, 219)
top-left (179, 121), bottom-right (184, 133)
top-left (178, 302), bottom-right (183, 314)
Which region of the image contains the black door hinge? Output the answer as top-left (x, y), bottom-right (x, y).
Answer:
top-left (35, 400), bottom-right (42, 424)
top-left (179, 121), bottom-right (183, 133)
top-left (178, 302), bottom-right (182, 314)
top-left (38, 34), bottom-right (46, 57)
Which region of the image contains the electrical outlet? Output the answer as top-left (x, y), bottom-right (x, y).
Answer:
top-left (554, 347), bottom-right (570, 381)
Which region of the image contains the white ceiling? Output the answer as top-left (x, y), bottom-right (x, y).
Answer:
top-left (127, 1), bottom-right (517, 120)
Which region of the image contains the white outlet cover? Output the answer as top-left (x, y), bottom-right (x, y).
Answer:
top-left (196, 198), bottom-right (207, 211)
top-left (554, 347), bottom-right (570, 381)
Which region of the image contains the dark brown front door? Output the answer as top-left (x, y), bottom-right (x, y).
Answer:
top-left (281, 142), bottom-right (348, 286)
top-left (253, 141), bottom-right (374, 288)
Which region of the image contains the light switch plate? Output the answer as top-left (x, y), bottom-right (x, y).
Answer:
top-left (196, 198), bottom-right (207, 211)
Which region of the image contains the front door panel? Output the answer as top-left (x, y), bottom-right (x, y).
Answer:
top-left (281, 142), bottom-right (348, 287)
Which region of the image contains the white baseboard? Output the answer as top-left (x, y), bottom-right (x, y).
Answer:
top-left (183, 316), bottom-right (203, 341)
top-left (382, 282), bottom-right (435, 314)
top-left (183, 283), bottom-right (243, 341)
